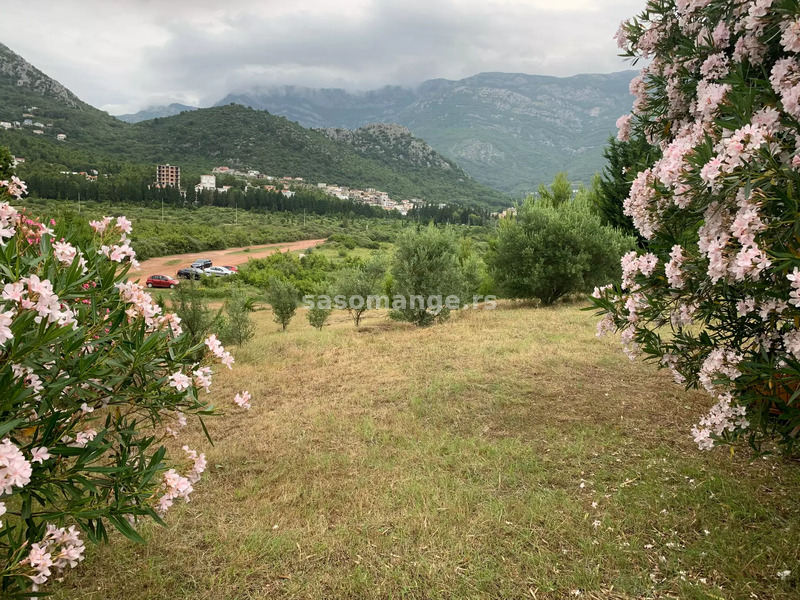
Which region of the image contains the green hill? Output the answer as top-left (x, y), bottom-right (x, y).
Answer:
top-left (217, 72), bottom-right (636, 196)
top-left (0, 42), bottom-right (508, 208)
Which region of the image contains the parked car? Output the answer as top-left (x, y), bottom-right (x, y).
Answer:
top-left (177, 267), bottom-right (204, 280)
top-left (203, 266), bottom-right (234, 277)
top-left (146, 274), bottom-right (179, 289)
top-left (222, 265), bottom-right (239, 272)
top-left (191, 259), bottom-right (212, 270)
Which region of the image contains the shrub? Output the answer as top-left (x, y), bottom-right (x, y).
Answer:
top-left (266, 277), bottom-right (298, 331)
top-left (170, 279), bottom-right (221, 348)
top-left (0, 177), bottom-right (250, 596)
top-left (219, 285), bottom-right (255, 346)
top-left (306, 287), bottom-right (333, 330)
top-left (389, 225), bottom-right (463, 326)
top-left (488, 194), bottom-right (635, 305)
top-left (592, 0), bottom-right (800, 453)
top-left (333, 255), bottom-right (387, 327)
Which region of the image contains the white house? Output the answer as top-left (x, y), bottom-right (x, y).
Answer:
top-left (195, 174), bottom-right (216, 192)
top-left (22, 119), bottom-right (33, 126)
top-left (0, 122), bottom-right (11, 129)
top-left (33, 129), bottom-right (44, 135)
top-left (56, 133), bottom-right (67, 141)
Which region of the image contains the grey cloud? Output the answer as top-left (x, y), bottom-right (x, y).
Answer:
top-left (0, 0), bottom-right (643, 112)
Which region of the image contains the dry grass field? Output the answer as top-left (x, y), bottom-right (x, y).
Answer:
top-left (53, 303), bottom-right (800, 599)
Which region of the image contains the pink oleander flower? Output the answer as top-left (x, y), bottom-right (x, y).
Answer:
top-left (116, 216), bottom-right (132, 234)
top-left (168, 371), bottom-right (191, 392)
top-left (0, 438), bottom-right (33, 494)
top-left (70, 429), bottom-right (97, 448)
top-left (616, 114), bottom-right (632, 141)
top-left (89, 216), bottom-right (112, 234)
top-left (157, 469), bottom-right (194, 515)
top-left (234, 390), bottom-right (252, 410)
top-left (781, 17), bottom-right (800, 53)
top-left (30, 447), bottom-right (50, 464)
top-left (182, 446), bottom-right (207, 484)
top-left (193, 366), bottom-right (213, 393)
top-left (52, 240), bottom-right (78, 266)
top-left (0, 309), bottom-right (14, 346)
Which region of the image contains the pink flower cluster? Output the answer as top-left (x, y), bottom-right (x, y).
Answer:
top-left (0, 201), bottom-right (18, 245)
top-left (204, 334), bottom-right (234, 369)
top-left (233, 390), bottom-right (251, 410)
top-left (698, 347), bottom-right (743, 394)
top-left (22, 524), bottom-right (85, 587)
top-left (115, 281), bottom-right (162, 327)
top-left (89, 215), bottom-right (131, 235)
top-left (0, 176), bottom-right (27, 199)
top-left (665, 245), bottom-right (687, 289)
top-left (157, 469), bottom-right (194, 515)
top-left (0, 438), bottom-right (32, 495)
top-left (621, 250), bottom-right (658, 290)
top-left (3, 275), bottom-right (78, 329)
top-left (697, 192), bottom-right (770, 284)
top-left (691, 393), bottom-right (750, 451)
top-left (182, 446), bottom-right (207, 484)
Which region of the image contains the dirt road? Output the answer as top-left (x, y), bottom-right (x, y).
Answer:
top-left (131, 238), bottom-right (326, 279)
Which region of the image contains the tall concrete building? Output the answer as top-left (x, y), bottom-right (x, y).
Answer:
top-left (156, 164), bottom-right (180, 188)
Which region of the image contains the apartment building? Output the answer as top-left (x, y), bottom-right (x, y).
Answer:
top-left (156, 164), bottom-right (181, 188)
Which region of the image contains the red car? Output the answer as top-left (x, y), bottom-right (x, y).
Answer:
top-left (222, 265), bottom-right (239, 272)
top-left (145, 274), bottom-right (179, 289)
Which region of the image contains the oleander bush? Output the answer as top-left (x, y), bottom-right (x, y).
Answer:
top-left (0, 175), bottom-right (250, 596)
top-left (592, 0), bottom-right (800, 453)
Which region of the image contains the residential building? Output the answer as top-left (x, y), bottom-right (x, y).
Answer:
top-left (22, 119), bottom-right (32, 126)
top-left (11, 156), bottom-right (25, 167)
top-left (156, 164), bottom-right (181, 188)
top-left (32, 129), bottom-right (44, 135)
top-left (33, 122), bottom-right (44, 128)
top-left (0, 122), bottom-right (11, 129)
top-left (499, 207), bottom-right (517, 219)
top-left (56, 133), bottom-right (67, 141)
top-left (195, 174), bottom-right (216, 192)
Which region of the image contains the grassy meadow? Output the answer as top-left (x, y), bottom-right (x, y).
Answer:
top-left (52, 303), bottom-right (800, 599)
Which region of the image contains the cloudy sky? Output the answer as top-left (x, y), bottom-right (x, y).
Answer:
top-left (1, 0), bottom-right (641, 114)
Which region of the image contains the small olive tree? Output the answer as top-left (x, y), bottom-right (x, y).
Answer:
top-left (220, 285), bottom-right (255, 346)
top-left (333, 255), bottom-right (387, 327)
top-left (488, 194), bottom-right (635, 305)
top-left (390, 225), bottom-right (463, 326)
top-left (266, 277), bottom-right (298, 331)
top-left (306, 287), bottom-right (333, 330)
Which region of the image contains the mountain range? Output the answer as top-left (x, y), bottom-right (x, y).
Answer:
top-left (0, 42), bottom-right (506, 207)
top-left (121, 71), bottom-right (637, 196)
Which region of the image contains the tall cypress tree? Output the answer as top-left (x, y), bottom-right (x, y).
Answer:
top-left (593, 135), bottom-right (660, 245)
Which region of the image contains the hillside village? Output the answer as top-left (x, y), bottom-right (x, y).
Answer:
top-left (154, 164), bottom-right (441, 216)
top-left (0, 106), bottom-right (67, 141)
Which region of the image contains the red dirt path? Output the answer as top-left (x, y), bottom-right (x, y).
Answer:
top-left (130, 238), bottom-right (326, 280)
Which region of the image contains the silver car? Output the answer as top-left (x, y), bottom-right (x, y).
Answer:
top-left (203, 266), bottom-right (234, 277)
